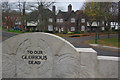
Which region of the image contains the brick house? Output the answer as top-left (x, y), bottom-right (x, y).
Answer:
top-left (47, 6), bottom-right (56, 32)
top-left (37, 5), bottom-right (56, 32)
top-left (45, 4), bottom-right (87, 32)
top-left (46, 4), bottom-right (119, 32)
top-left (2, 11), bottom-right (22, 29)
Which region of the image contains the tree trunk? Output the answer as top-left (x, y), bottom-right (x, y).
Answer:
top-left (108, 21), bottom-right (111, 38)
top-left (97, 21), bottom-right (100, 39)
top-left (89, 22), bottom-right (92, 35)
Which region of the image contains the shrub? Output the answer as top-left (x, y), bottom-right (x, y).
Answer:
top-left (69, 35), bottom-right (80, 37)
top-left (44, 30), bottom-right (53, 33)
top-left (74, 31), bottom-right (84, 34)
top-left (62, 31), bottom-right (67, 34)
top-left (55, 31), bottom-right (58, 33)
top-left (68, 32), bottom-right (73, 34)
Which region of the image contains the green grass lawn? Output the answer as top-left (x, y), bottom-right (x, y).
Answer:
top-left (88, 37), bottom-right (119, 47)
top-left (5, 30), bottom-right (24, 33)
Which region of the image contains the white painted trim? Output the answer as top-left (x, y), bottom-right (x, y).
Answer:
top-left (76, 48), bottom-right (97, 53)
top-left (98, 56), bottom-right (120, 61)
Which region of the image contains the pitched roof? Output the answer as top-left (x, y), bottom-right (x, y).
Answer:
top-left (60, 11), bottom-right (75, 21)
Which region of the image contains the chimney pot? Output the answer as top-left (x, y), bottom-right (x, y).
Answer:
top-left (68, 4), bottom-right (72, 12)
top-left (52, 6), bottom-right (56, 12)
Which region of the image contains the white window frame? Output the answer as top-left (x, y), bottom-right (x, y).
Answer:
top-left (102, 27), bottom-right (105, 31)
top-left (48, 18), bottom-right (53, 22)
top-left (61, 28), bottom-right (64, 31)
top-left (71, 27), bottom-right (75, 31)
top-left (102, 21), bottom-right (104, 24)
top-left (56, 27), bottom-right (58, 31)
top-left (71, 18), bottom-right (75, 23)
top-left (48, 25), bottom-right (53, 31)
top-left (60, 19), bottom-right (63, 23)
top-left (81, 18), bottom-right (85, 23)
top-left (57, 19), bottom-right (60, 23)
top-left (106, 23), bottom-right (108, 26)
top-left (81, 25), bottom-right (85, 31)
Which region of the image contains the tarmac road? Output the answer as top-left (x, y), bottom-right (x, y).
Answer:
top-left (2, 31), bottom-right (119, 57)
top-left (64, 34), bottom-right (119, 57)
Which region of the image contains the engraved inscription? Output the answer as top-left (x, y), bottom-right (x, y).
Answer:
top-left (22, 50), bottom-right (47, 65)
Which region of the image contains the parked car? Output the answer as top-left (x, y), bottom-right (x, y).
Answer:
top-left (13, 27), bottom-right (21, 30)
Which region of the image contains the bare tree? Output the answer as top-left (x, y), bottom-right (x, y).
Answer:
top-left (2, 2), bottom-right (11, 30)
top-left (36, 1), bottom-right (55, 31)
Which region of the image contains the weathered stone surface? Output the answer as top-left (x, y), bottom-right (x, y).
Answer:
top-left (97, 56), bottom-right (119, 78)
top-left (2, 32), bottom-right (81, 78)
top-left (76, 48), bottom-right (98, 78)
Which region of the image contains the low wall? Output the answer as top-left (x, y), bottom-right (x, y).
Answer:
top-left (76, 48), bottom-right (119, 78)
top-left (97, 56), bottom-right (119, 78)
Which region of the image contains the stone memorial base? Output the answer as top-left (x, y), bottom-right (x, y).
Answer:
top-left (2, 32), bottom-right (119, 78)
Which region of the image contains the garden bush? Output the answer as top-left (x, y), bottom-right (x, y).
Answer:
top-left (68, 32), bottom-right (73, 34)
top-left (74, 31), bottom-right (84, 34)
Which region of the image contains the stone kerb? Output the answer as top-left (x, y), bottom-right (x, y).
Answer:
top-left (2, 32), bottom-right (82, 78)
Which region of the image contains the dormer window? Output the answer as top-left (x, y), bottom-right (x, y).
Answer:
top-left (81, 18), bottom-right (85, 23)
top-left (49, 18), bottom-right (53, 22)
top-left (71, 18), bottom-right (75, 23)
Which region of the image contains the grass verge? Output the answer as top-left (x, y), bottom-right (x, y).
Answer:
top-left (5, 30), bottom-right (24, 33)
top-left (88, 37), bottom-right (119, 48)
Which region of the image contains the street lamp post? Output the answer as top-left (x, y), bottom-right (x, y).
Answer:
top-left (98, 27), bottom-right (100, 39)
top-left (95, 30), bottom-right (97, 44)
top-left (95, 22), bottom-right (99, 44)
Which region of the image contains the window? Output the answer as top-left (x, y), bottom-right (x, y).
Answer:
top-left (81, 18), bottom-right (85, 23)
top-left (71, 18), bottom-right (75, 23)
top-left (56, 27), bottom-right (58, 31)
top-left (61, 28), bottom-right (64, 31)
top-left (102, 27), bottom-right (104, 31)
top-left (102, 21), bottom-right (104, 24)
top-left (81, 25), bottom-right (85, 31)
top-left (48, 25), bottom-right (53, 31)
top-left (116, 23), bottom-right (118, 26)
top-left (38, 20), bottom-right (40, 22)
top-left (106, 23), bottom-right (108, 26)
top-left (60, 19), bottom-right (63, 23)
top-left (71, 27), bottom-right (75, 31)
top-left (57, 19), bottom-right (60, 22)
top-left (111, 22), bottom-right (114, 25)
top-left (49, 18), bottom-right (53, 22)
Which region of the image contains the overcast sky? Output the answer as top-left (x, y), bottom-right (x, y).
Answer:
top-left (54, 2), bottom-right (84, 12)
top-left (7, 2), bottom-right (84, 13)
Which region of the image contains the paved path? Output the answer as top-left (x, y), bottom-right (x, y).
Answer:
top-left (2, 31), bottom-right (119, 57)
top-left (2, 31), bottom-right (18, 41)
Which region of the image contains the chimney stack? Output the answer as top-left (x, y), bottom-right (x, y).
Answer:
top-left (52, 6), bottom-right (56, 12)
top-left (68, 4), bottom-right (72, 12)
